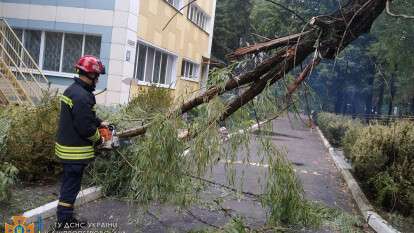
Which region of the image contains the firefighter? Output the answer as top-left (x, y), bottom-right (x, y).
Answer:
top-left (54, 55), bottom-right (106, 230)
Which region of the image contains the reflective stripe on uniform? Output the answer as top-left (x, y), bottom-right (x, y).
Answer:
top-left (60, 95), bottom-right (73, 108)
top-left (55, 143), bottom-right (94, 160)
top-left (87, 128), bottom-right (100, 143)
top-left (58, 201), bottom-right (73, 208)
top-left (55, 150), bottom-right (94, 160)
top-left (56, 143), bottom-right (94, 152)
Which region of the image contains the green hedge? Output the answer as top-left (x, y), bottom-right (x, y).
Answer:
top-left (316, 112), bottom-right (413, 215)
top-left (315, 112), bottom-right (361, 147)
top-left (343, 121), bottom-right (414, 216)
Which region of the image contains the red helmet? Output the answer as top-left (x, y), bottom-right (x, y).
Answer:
top-left (75, 55), bottom-right (106, 76)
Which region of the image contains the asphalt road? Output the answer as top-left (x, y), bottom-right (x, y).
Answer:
top-left (45, 116), bottom-right (363, 233)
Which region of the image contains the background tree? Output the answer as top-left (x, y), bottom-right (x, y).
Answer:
top-left (369, 0), bottom-right (414, 115)
top-left (212, 0), bottom-right (414, 116)
top-left (212, 0), bottom-right (253, 61)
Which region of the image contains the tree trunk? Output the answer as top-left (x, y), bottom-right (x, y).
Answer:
top-left (351, 93), bottom-right (357, 116)
top-left (334, 91), bottom-right (344, 114)
top-left (365, 75), bottom-right (375, 115)
top-left (377, 81), bottom-right (385, 115)
top-left (388, 76), bottom-right (396, 116)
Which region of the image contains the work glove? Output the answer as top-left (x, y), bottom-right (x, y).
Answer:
top-left (100, 121), bottom-right (110, 127)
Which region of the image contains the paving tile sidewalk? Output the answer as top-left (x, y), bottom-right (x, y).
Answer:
top-left (44, 116), bottom-right (363, 233)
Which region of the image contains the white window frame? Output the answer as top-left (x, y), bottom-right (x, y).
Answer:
top-left (38, 31), bottom-right (45, 69)
top-left (187, 3), bottom-right (211, 32)
top-left (133, 40), bottom-right (178, 89)
top-left (165, 0), bottom-right (183, 11)
top-left (181, 59), bottom-right (200, 82)
top-left (14, 28), bottom-right (101, 78)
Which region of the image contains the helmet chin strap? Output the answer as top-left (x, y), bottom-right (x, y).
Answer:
top-left (79, 74), bottom-right (98, 90)
top-left (85, 72), bottom-right (99, 80)
top-left (87, 76), bottom-right (98, 90)
top-left (77, 69), bottom-right (99, 89)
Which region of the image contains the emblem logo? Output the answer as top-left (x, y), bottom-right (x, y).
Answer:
top-left (5, 216), bottom-right (35, 233)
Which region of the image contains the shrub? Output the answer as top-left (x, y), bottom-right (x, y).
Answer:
top-left (0, 114), bottom-right (10, 154)
top-left (316, 112), bottom-right (361, 147)
top-left (0, 113), bottom-right (17, 202)
top-left (343, 121), bottom-right (414, 215)
top-left (0, 97), bottom-right (61, 181)
top-left (0, 162), bottom-right (18, 202)
top-left (342, 125), bottom-right (363, 160)
top-left (126, 86), bottom-right (172, 117)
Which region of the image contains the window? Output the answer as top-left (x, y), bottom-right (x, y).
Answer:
top-left (188, 4), bottom-right (210, 31)
top-left (43, 32), bottom-right (63, 71)
top-left (11, 28), bottom-right (101, 74)
top-left (62, 34), bottom-right (83, 73)
top-left (133, 42), bottom-right (176, 87)
top-left (166, 0), bottom-right (182, 10)
top-left (181, 60), bottom-right (199, 80)
top-left (84, 35), bottom-right (101, 57)
top-left (24, 30), bottom-right (41, 65)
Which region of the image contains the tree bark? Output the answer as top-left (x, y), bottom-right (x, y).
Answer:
top-left (179, 49), bottom-right (287, 114)
top-left (220, 41), bottom-right (316, 121)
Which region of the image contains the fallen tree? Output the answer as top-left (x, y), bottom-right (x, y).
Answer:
top-left (118, 0), bottom-right (388, 139)
top-left (1, 0), bottom-right (395, 230)
top-left (88, 1), bottom-right (391, 229)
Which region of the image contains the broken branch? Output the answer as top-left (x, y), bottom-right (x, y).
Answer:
top-left (227, 31), bottom-right (312, 60)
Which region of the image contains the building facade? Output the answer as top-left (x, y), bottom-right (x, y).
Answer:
top-left (0, 0), bottom-right (217, 105)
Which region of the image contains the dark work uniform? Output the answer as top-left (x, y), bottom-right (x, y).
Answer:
top-left (55, 78), bottom-right (101, 222)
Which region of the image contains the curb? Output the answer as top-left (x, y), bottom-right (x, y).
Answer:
top-left (315, 126), bottom-right (401, 233)
top-left (22, 186), bottom-right (102, 223)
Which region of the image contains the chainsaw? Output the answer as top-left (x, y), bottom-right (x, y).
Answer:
top-left (97, 124), bottom-right (120, 150)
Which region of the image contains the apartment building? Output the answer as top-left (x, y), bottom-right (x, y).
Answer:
top-left (0, 0), bottom-right (217, 105)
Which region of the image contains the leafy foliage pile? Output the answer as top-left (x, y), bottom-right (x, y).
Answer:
top-left (315, 112), bottom-right (361, 147)
top-left (91, 90), bottom-right (246, 205)
top-left (343, 121), bottom-right (414, 216)
top-left (0, 96), bottom-right (60, 181)
top-left (0, 162), bottom-right (18, 202)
